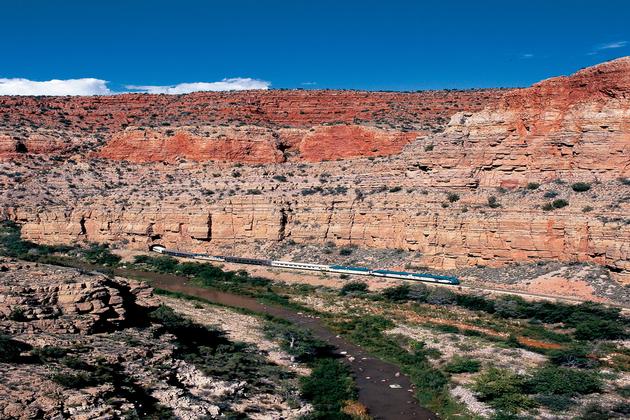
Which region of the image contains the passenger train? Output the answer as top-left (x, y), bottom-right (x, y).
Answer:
top-left (149, 245), bottom-right (460, 285)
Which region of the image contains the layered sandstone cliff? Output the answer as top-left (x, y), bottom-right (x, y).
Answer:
top-left (0, 58), bottom-right (629, 282)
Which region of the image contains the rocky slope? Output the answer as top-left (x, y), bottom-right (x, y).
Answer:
top-left (0, 260), bottom-right (308, 419)
top-left (0, 58), bottom-right (629, 284)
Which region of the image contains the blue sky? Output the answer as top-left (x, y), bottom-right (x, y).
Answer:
top-left (1, 0), bottom-right (629, 94)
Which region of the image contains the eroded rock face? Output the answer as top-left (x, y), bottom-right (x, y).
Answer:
top-left (0, 262), bottom-right (157, 334)
top-left (0, 89), bottom-right (505, 161)
top-left (442, 56), bottom-right (630, 186)
top-left (0, 58), bottom-right (629, 281)
top-left (96, 124), bottom-right (419, 163)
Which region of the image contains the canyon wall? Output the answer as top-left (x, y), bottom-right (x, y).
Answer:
top-left (1, 58), bottom-right (629, 281)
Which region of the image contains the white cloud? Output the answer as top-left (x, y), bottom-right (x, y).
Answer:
top-left (520, 53), bottom-right (534, 59)
top-left (0, 77), bottom-right (112, 96)
top-left (126, 77), bottom-right (270, 94)
top-left (301, 81), bottom-right (317, 86)
top-left (598, 40), bottom-right (627, 50)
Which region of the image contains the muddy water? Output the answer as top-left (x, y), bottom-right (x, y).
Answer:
top-left (110, 267), bottom-right (438, 420)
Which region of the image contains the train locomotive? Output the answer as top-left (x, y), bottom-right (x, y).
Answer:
top-left (149, 245), bottom-right (460, 285)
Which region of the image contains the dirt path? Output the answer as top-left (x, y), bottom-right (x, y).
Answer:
top-left (113, 267), bottom-right (438, 420)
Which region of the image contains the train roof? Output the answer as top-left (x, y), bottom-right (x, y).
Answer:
top-left (372, 269), bottom-right (458, 280)
top-left (329, 265), bottom-right (370, 272)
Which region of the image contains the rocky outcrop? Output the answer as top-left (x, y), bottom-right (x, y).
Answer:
top-left (0, 262), bottom-right (157, 334)
top-left (440, 57), bottom-right (630, 186)
top-left (0, 262), bottom-right (309, 419)
top-left (96, 124), bottom-right (419, 163)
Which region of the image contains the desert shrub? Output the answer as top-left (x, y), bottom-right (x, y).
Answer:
top-left (263, 322), bottom-right (331, 363)
top-left (272, 175), bottom-right (287, 182)
top-left (338, 247), bottom-right (353, 256)
top-left (381, 284), bottom-right (410, 301)
top-left (8, 306), bottom-right (27, 321)
top-left (424, 144), bottom-right (434, 151)
top-left (582, 205), bottom-right (594, 212)
top-left (544, 191), bottom-right (558, 198)
top-left (82, 243), bottom-right (121, 266)
top-left (520, 325), bottom-right (573, 344)
top-left (425, 287), bottom-right (456, 305)
top-left (525, 366), bottom-right (602, 396)
top-left (494, 297), bottom-right (528, 318)
top-left (571, 182), bottom-right (591, 192)
top-left (432, 324), bottom-right (460, 334)
top-left (407, 283), bottom-right (429, 301)
top-left (32, 346), bottom-right (68, 362)
top-left (389, 186), bottom-right (402, 193)
top-left (300, 358), bottom-right (356, 417)
top-left (51, 371), bottom-right (95, 389)
top-left (134, 254), bottom-right (178, 273)
top-left (526, 182), bottom-right (540, 190)
top-left (552, 199), bottom-right (569, 208)
top-left (445, 356), bottom-right (480, 373)
top-left (542, 198), bottom-right (569, 211)
top-left (447, 192), bottom-right (460, 202)
top-left (573, 319), bottom-right (626, 340)
top-left (456, 294), bottom-right (495, 312)
top-left (339, 281), bottom-right (368, 296)
top-left (535, 394), bottom-right (574, 411)
top-left (487, 196), bottom-right (500, 208)
top-left (548, 345), bottom-right (597, 368)
top-left (619, 177), bottom-right (630, 186)
top-left (472, 368), bottom-right (534, 413)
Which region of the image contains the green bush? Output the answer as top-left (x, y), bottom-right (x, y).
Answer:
top-left (472, 368), bottom-right (534, 413)
top-left (548, 345), bottom-right (597, 368)
top-left (300, 358), bottom-right (356, 417)
top-left (134, 254), bottom-right (178, 272)
top-left (571, 182), bottom-right (591, 192)
top-left (574, 319), bottom-right (626, 340)
top-left (82, 243), bottom-right (121, 266)
top-left (526, 182), bottom-right (540, 190)
top-left (339, 281), bottom-right (368, 295)
top-left (263, 322), bottom-right (331, 363)
top-left (534, 394), bottom-right (574, 411)
top-left (381, 284), bottom-right (410, 301)
top-left (525, 366), bottom-right (601, 396)
top-left (487, 196), bottom-right (500, 208)
top-left (444, 356), bottom-right (480, 373)
top-left (456, 294), bottom-right (495, 313)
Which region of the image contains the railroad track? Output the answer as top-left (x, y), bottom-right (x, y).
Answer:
top-left (150, 245), bottom-right (629, 311)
